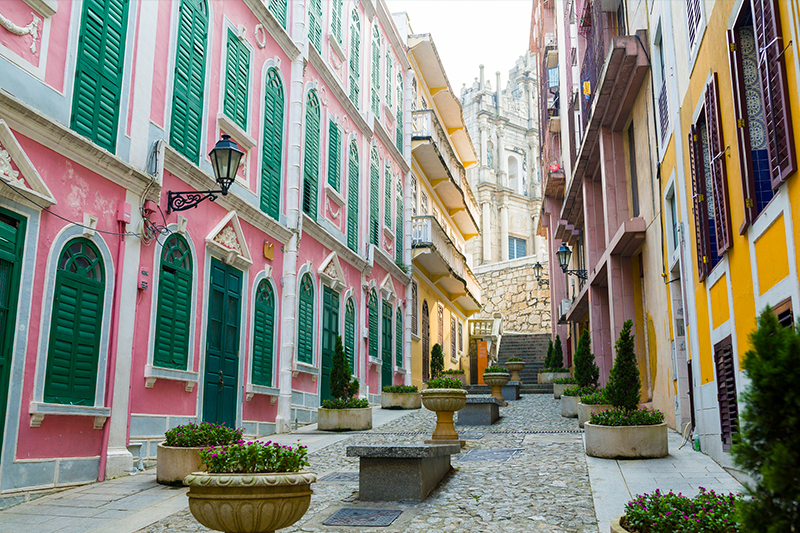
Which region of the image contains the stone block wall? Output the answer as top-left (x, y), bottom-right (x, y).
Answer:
top-left (473, 259), bottom-right (551, 333)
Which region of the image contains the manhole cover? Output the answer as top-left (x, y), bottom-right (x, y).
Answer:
top-left (456, 448), bottom-right (523, 463)
top-left (322, 508), bottom-right (402, 527)
top-left (319, 472), bottom-right (359, 483)
top-left (458, 433), bottom-right (484, 440)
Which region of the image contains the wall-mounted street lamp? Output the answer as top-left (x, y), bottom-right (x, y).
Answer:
top-left (167, 135), bottom-right (244, 213)
top-left (533, 261), bottom-right (550, 288)
top-left (556, 243), bottom-right (587, 280)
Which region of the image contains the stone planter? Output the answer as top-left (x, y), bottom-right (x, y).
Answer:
top-left (538, 372), bottom-right (571, 384)
top-left (317, 407), bottom-right (372, 431)
top-left (482, 372), bottom-right (510, 404)
top-left (441, 373), bottom-right (467, 386)
top-left (184, 471), bottom-right (316, 533)
top-left (610, 515), bottom-right (626, 533)
top-left (577, 402), bottom-right (613, 429)
top-left (157, 443), bottom-right (206, 486)
top-left (560, 395), bottom-right (579, 418)
top-left (381, 392), bottom-right (421, 410)
top-left (421, 388), bottom-right (467, 444)
top-left (552, 382), bottom-right (575, 399)
top-left (584, 422), bottom-right (669, 458)
top-left (505, 361), bottom-right (525, 383)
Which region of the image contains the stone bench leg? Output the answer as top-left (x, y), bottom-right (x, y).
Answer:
top-left (358, 455), bottom-right (451, 501)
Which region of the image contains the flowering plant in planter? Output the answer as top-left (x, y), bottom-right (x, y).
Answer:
top-left (506, 357), bottom-right (523, 362)
top-left (322, 397), bottom-right (369, 409)
top-left (199, 440), bottom-right (310, 474)
top-left (580, 389), bottom-right (607, 405)
top-left (441, 369), bottom-right (465, 374)
top-left (553, 376), bottom-right (577, 384)
top-left (164, 422), bottom-right (243, 447)
top-left (619, 488), bottom-right (742, 532)
top-left (426, 376), bottom-right (464, 389)
top-left (562, 385), bottom-right (597, 397)
top-left (590, 407), bottom-right (664, 426)
top-left (383, 385), bottom-right (419, 393)
top-left (484, 365), bottom-right (509, 374)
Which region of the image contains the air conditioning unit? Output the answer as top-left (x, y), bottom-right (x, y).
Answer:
top-left (558, 299), bottom-right (572, 323)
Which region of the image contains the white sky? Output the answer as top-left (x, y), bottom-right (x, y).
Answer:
top-left (386, 0), bottom-right (534, 93)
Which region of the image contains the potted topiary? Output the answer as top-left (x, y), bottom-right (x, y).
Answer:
top-left (184, 440), bottom-right (316, 533)
top-left (482, 364), bottom-right (511, 404)
top-left (381, 385), bottom-right (421, 409)
top-left (441, 368), bottom-right (467, 386)
top-left (539, 335), bottom-right (571, 383)
top-left (430, 343), bottom-right (445, 378)
top-left (585, 320), bottom-right (668, 458)
top-left (610, 488), bottom-right (742, 532)
top-left (421, 376), bottom-right (467, 444)
top-left (577, 389), bottom-right (611, 429)
top-left (505, 357), bottom-right (525, 383)
top-left (552, 376), bottom-right (577, 399)
top-left (318, 336), bottom-right (372, 431)
top-left (157, 422), bottom-right (243, 485)
top-left (561, 329), bottom-right (598, 418)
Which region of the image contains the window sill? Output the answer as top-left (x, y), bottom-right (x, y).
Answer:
top-left (293, 363), bottom-right (319, 380)
top-left (216, 114), bottom-right (256, 150)
top-left (411, 332), bottom-right (421, 342)
top-left (245, 383), bottom-right (280, 402)
top-left (325, 181), bottom-right (346, 208)
top-left (29, 402), bottom-right (110, 429)
top-left (144, 365), bottom-right (199, 392)
top-left (328, 33), bottom-right (345, 63)
top-left (368, 357), bottom-right (382, 369)
top-left (382, 226), bottom-right (394, 241)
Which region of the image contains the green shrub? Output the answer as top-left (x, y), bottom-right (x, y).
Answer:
top-left (605, 319), bottom-right (641, 410)
top-left (322, 397), bottom-right (369, 409)
top-left (562, 385), bottom-right (596, 397)
top-left (164, 422), bottom-right (243, 447)
top-left (199, 440), bottom-right (309, 474)
top-left (553, 376), bottom-right (577, 385)
top-left (383, 385), bottom-right (419, 393)
top-left (540, 367), bottom-right (570, 373)
top-left (552, 335), bottom-right (564, 369)
top-left (426, 376), bottom-right (464, 389)
top-left (580, 389), bottom-right (607, 405)
top-left (506, 357), bottom-right (523, 362)
top-left (621, 488), bottom-right (742, 533)
top-left (573, 329), bottom-right (599, 388)
top-left (330, 335), bottom-right (359, 401)
top-left (545, 339), bottom-right (554, 368)
top-left (589, 407), bottom-right (664, 426)
top-left (441, 369), bottom-right (465, 374)
top-left (430, 343), bottom-right (444, 378)
top-left (484, 365), bottom-right (508, 374)
top-left (731, 307), bottom-right (800, 531)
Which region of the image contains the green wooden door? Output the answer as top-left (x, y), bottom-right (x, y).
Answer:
top-left (203, 259), bottom-right (242, 428)
top-left (0, 210), bottom-right (25, 451)
top-left (381, 300), bottom-right (392, 388)
top-left (320, 286), bottom-right (339, 403)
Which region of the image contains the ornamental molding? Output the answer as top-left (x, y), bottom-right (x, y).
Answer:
top-left (0, 10), bottom-right (40, 54)
top-left (0, 119), bottom-right (56, 206)
top-left (318, 250), bottom-right (345, 291)
top-left (205, 210), bottom-right (253, 267)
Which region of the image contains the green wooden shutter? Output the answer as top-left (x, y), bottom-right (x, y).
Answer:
top-left (153, 235), bottom-right (192, 369)
top-left (224, 30), bottom-right (250, 131)
top-left (368, 290), bottom-right (378, 360)
top-left (70, 0), bottom-right (130, 153)
top-left (395, 306), bottom-right (402, 367)
top-left (371, 27), bottom-right (380, 115)
top-left (382, 300), bottom-right (392, 367)
top-left (252, 280), bottom-right (275, 386)
top-left (347, 141), bottom-right (359, 252)
top-left (370, 148), bottom-right (379, 245)
top-left (261, 68), bottom-right (284, 219)
top-left (268, 0), bottom-right (287, 29)
top-left (331, 0), bottom-right (342, 44)
top-left (297, 274), bottom-right (314, 364)
top-left (328, 121), bottom-right (341, 190)
top-left (344, 298), bottom-right (355, 372)
top-left (169, 0), bottom-right (208, 163)
top-left (395, 179), bottom-right (403, 263)
top-left (349, 11), bottom-right (360, 106)
top-left (44, 239), bottom-right (105, 405)
top-left (308, 0), bottom-right (322, 51)
top-left (396, 73), bottom-right (403, 152)
top-left (384, 165), bottom-right (392, 227)
top-left (303, 92), bottom-right (321, 218)
top-left (386, 56), bottom-right (392, 109)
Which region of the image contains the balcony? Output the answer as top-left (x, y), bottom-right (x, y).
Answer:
top-left (412, 110), bottom-right (480, 237)
top-left (412, 215), bottom-right (481, 315)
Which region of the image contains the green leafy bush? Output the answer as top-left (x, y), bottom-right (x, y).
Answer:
top-left (553, 376), bottom-right (577, 384)
top-left (573, 329), bottom-right (599, 388)
top-left (562, 385), bottom-right (597, 397)
top-left (484, 365), bottom-right (508, 374)
top-left (589, 407), bottom-right (664, 426)
top-left (383, 385), bottom-right (419, 393)
top-left (426, 376), bottom-right (464, 389)
top-left (621, 488), bottom-right (742, 533)
top-left (580, 389), bottom-right (608, 405)
top-left (540, 367), bottom-right (570, 373)
top-left (330, 335), bottom-right (359, 402)
top-left (552, 335), bottom-right (564, 369)
top-left (321, 397), bottom-right (369, 409)
top-left (441, 369), bottom-right (465, 374)
top-left (164, 422), bottom-right (244, 447)
top-left (544, 339), bottom-right (554, 368)
top-left (430, 343), bottom-right (445, 378)
top-left (731, 307), bottom-right (800, 531)
top-left (506, 357), bottom-right (523, 362)
top-left (199, 440), bottom-right (310, 474)
top-left (605, 319), bottom-right (641, 410)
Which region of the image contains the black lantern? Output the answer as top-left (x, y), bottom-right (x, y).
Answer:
top-left (167, 135), bottom-right (244, 213)
top-left (533, 261), bottom-right (549, 288)
top-left (556, 243), bottom-right (587, 280)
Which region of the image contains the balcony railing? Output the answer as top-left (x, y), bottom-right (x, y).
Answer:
top-left (412, 215), bottom-right (466, 280)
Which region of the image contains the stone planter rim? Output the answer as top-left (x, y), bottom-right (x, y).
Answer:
top-left (421, 388), bottom-right (467, 395)
top-left (184, 470), bottom-right (317, 486)
top-left (317, 406), bottom-right (372, 413)
top-left (584, 421), bottom-right (667, 429)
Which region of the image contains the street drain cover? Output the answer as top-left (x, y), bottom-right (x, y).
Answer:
top-left (323, 508), bottom-right (402, 527)
top-left (319, 472), bottom-right (359, 483)
top-left (456, 448), bottom-right (523, 463)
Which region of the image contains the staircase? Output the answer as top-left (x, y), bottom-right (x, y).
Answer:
top-left (497, 333), bottom-right (553, 394)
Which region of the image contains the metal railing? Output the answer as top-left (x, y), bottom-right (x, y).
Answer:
top-left (411, 215), bottom-right (466, 280)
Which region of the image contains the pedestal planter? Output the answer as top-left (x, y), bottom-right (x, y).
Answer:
top-left (421, 389), bottom-right (467, 444)
top-left (483, 372), bottom-right (510, 405)
top-left (538, 372), bottom-right (571, 384)
top-left (560, 395), bottom-right (579, 418)
top-left (577, 402), bottom-right (612, 429)
top-left (157, 444), bottom-right (206, 486)
top-left (505, 361), bottom-right (525, 383)
top-left (610, 515), bottom-right (626, 533)
top-left (381, 392), bottom-right (421, 410)
top-left (584, 422), bottom-right (669, 458)
top-left (317, 407), bottom-right (372, 431)
top-left (184, 471), bottom-right (316, 533)
top-left (552, 383), bottom-right (574, 399)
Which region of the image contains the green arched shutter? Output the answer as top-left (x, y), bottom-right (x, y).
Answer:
top-left (371, 26), bottom-right (381, 115)
top-left (308, 0), bottom-right (322, 51)
top-left (328, 121), bottom-right (341, 190)
top-left (297, 274), bottom-right (314, 364)
top-left (344, 298), bottom-right (356, 372)
top-left (382, 299), bottom-right (392, 368)
top-left (224, 30), bottom-right (250, 131)
top-left (268, 0), bottom-right (287, 29)
top-left (261, 68), bottom-right (284, 219)
top-left (347, 141), bottom-right (359, 252)
top-left (44, 239), bottom-right (105, 404)
top-left (303, 92), bottom-right (321, 218)
top-left (70, 0), bottom-right (130, 153)
top-left (331, 0), bottom-right (343, 44)
top-left (153, 234), bottom-right (193, 369)
top-left (349, 10), bottom-right (360, 106)
top-left (384, 165), bottom-right (392, 227)
top-left (396, 73), bottom-right (403, 152)
top-left (369, 148), bottom-right (379, 245)
top-left (395, 306), bottom-right (402, 367)
top-left (386, 56), bottom-right (392, 108)
top-left (368, 290), bottom-right (378, 360)
top-left (169, 0), bottom-right (208, 163)
top-left (252, 280), bottom-right (275, 386)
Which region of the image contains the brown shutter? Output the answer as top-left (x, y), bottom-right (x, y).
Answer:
top-left (704, 73), bottom-right (733, 255)
top-left (753, 0), bottom-right (796, 188)
top-left (714, 337), bottom-right (738, 452)
top-left (688, 124), bottom-right (710, 281)
top-left (727, 28), bottom-right (757, 230)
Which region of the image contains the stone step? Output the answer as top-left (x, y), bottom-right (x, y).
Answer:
top-left (520, 384), bottom-right (554, 394)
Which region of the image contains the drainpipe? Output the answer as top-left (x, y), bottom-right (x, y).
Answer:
top-left (403, 67), bottom-right (413, 385)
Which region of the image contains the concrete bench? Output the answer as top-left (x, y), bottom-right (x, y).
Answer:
top-left (127, 442), bottom-right (145, 471)
top-left (457, 396), bottom-right (503, 425)
top-left (346, 444), bottom-right (460, 501)
top-left (503, 381), bottom-right (521, 401)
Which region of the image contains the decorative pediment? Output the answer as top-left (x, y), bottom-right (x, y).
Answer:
top-left (206, 210), bottom-right (252, 267)
top-left (318, 251), bottom-right (345, 291)
top-left (0, 120), bottom-right (56, 206)
top-left (380, 273), bottom-right (396, 302)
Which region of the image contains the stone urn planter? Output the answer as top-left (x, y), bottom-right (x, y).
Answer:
top-left (560, 395), bottom-right (579, 418)
top-left (505, 361), bottom-right (525, 383)
top-left (381, 392), bottom-right (421, 409)
top-left (157, 444), bottom-right (206, 486)
top-left (184, 471), bottom-right (317, 533)
top-left (584, 422), bottom-right (669, 458)
top-left (482, 372), bottom-right (510, 405)
top-left (577, 402), bottom-right (612, 429)
top-left (421, 388), bottom-right (467, 444)
top-left (538, 371), bottom-right (571, 384)
top-left (552, 382), bottom-right (575, 399)
top-left (610, 515), bottom-right (626, 533)
top-left (317, 407), bottom-right (372, 431)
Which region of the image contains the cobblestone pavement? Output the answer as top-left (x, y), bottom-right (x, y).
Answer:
top-left (139, 394), bottom-right (599, 533)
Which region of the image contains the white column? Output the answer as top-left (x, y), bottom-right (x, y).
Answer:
top-left (478, 120), bottom-right (488, 168)
top-left (496, 125), bottom-right (506, 187)
top-left (500, 204), bottom-right (509, 261)
top-left (481, 201), bottom-right (492, 264)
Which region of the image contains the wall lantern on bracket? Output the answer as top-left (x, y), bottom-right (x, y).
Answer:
top-left (532, 261), bottom-right (550, 288)
top-left (556, 243), bottom-right (587, 280)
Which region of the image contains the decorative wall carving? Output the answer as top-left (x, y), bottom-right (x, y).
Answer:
top-left (0, 11), bottom-right (40, 53)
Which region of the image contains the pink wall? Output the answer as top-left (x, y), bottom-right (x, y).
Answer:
top-left (149, 0), bottom-right (172, 128)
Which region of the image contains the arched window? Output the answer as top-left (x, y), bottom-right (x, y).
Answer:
top-left (371, 25), bottom-right (381, 114)
top-left (261, 68), bottom-right (284, 219)
top-left (252, 280), bottom-right (275, 386)
top-left (330, 0), bottom-right (343, 44)
top-left (385, 56), bottom-right (393, 108)
top-left (303, 91), bottom-right (321, 219)
top-left (421, 299), bottom-right (430, 382)
top-left (44, 239), bottom-right (106, 404)
top-left (395, 306), bottom-right (402, 367)
top-left (308, 0), bottom-right (322, 51)
top-left (268, 0), bottom-right (287, 29)
top-left (368, 289), bottom-right (378, 360)
top-left (349, 10), bottom-right (361, 106)
top-left (344, 297), bottom-right (356, 372)
top-left (297, 274), bottom-right (314, 364)
top-left (347, 141), bottom-right (359, 252)
top-left (153, 234), bottom-right (192, 370)
top-left (369, 147), bottom-right (380, 245)
top-left (169, 0), bottom-right (208, 163)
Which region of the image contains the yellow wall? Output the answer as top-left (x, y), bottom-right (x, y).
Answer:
top-left (709, 274), bottom-right (729, 329)
top-left (754, 215), bottom-right (789, 293)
